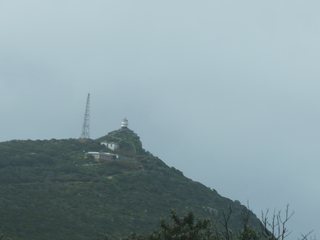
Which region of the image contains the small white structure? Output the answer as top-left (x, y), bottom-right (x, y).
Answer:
top-left (121, 118), bottom-right (128, 128)
top-left (101, 141), bottom-right (119, 151)
top-left (86, 152), bottom-right (118, 162)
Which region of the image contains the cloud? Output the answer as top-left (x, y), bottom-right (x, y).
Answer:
top-left (1, 1), bottom-right (320, 238)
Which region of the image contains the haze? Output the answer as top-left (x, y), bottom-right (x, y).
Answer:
top-left (1, 1), bottom-right (320, 238)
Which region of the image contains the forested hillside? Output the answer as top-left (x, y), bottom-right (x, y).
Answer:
top-left (0, 128), bottom-right (262, 240)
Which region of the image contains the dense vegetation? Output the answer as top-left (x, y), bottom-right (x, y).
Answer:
top-left (112, 208), bottom-right (312, 240)
top-left (113, 210), bottom-right (266, 240)
top-left (0, 128), bottom-right (262, 239)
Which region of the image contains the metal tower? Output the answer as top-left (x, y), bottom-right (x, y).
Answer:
top-left (80, 93), bottom-right (90, 139)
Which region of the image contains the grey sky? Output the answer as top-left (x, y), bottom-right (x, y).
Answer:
top-left (1, 1), bottom-right (320, 238)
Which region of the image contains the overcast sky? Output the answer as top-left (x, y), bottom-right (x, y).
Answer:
top-left (1, 1), bottom-right (320, 238)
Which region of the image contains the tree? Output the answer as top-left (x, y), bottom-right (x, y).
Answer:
top-left (112, 210), bottom-right (212, 240)
top-left (114, 207), bottom-right (315, 240)
top-left (0, 234), bottom-right (12, 240)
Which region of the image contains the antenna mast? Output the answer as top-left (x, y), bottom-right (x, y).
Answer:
top-left (80, 93), bottom-right (90, 139)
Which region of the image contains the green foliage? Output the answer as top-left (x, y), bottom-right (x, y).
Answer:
top-left (96, 128), bottom-right (147, 156)
top-left (115, 209), bottom-right (266, 240)
top-left (0, 234), bottom-right (12, 240)
top-left (119, 210), bottom-right (212, 240)
top-left (0, 131), bottom-right (263, 239)
top-left (117, 209), bottom-right (313, 240)
top-left (237, 226), bottom-right (260, 240)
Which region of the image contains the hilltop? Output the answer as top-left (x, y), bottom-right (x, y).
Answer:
top-left (0, 125), bottom-right (263, 239)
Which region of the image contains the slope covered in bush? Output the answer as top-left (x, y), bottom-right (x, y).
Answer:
top-left (0, 129), bottom-right (262, 239)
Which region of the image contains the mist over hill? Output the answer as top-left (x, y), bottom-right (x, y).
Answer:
top-left (0, 126), bottom-right (262, 239)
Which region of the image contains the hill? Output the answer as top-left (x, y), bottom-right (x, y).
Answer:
top-left (0, 127), bottom-right (262, 239)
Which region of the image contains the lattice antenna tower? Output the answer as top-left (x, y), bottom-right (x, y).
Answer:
top-left (80, 93), bottom-right (90, 139)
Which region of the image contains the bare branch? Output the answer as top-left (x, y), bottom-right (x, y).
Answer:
top-left (220, 206), bottom-right (233, 240)
top-left (260, 205), bottom-right (297, 240)
top-left (299, 230), bottom-right (314, 240)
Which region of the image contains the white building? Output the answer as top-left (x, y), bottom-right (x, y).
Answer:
top-left (85, 152), bottom-right (118, 162)
top-left (101, 141), bottom-right (119, 151)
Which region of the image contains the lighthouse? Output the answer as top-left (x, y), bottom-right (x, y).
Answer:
top-left (121, 118), bottom-right (129, 129)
